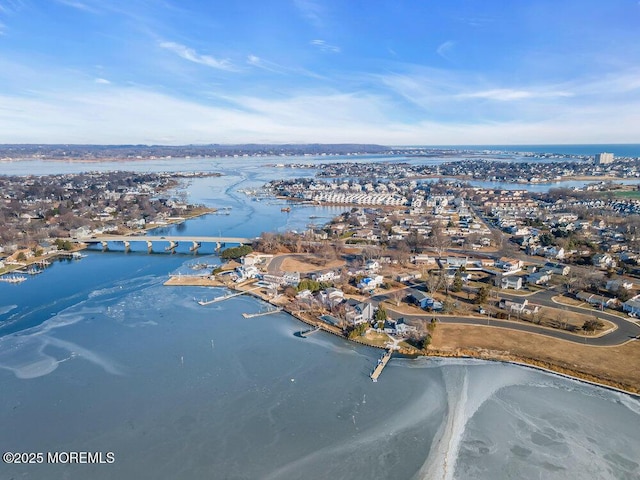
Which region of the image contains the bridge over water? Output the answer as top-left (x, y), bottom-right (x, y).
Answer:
top-left (75, 235), bottom-right (254, 244)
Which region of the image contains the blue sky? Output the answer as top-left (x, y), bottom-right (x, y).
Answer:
top-left (0, 0), bottom-right (639, 145)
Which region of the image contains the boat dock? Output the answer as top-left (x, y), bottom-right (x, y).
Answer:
top-left (198, 286), bottom-right (262, 305)
top-left (370, 349), bottom-right (394, 382)
top-left (242, 307), bottom-right (283, 318)
top-left (299, 325), bottom-right (320, 337)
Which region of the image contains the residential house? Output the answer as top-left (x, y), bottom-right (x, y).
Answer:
top-left (316, 288), bottom-right (344, 308)
top-left (357, 275), bottom-right (384, 292)
top-left (527, 271), bottom-right (551, 286)
top-left (576, 291), bottom-right (617, 308)
top-left (235, 265), bottom-right (260, 282)
top-left (409, 290), bottom-right (431, 309)
top-left (499, 298), bottom-right (539, 315)
top-left (622, 295), bottom-right (640, 316)
top-left (312, 270), bottom-right (339, 282)
top-left (544, 262), bottom-right (570, 276)
top-left (261, 271), bottom-right (300, 287)
top-left (497, 257), bottom-right (523, 272)
top-left (365, 260), bottom-right (381, 273)
top-left (496, 274), bottom-right (523, 290)
top-left (592, 253), bottom-right (616, 269)
top-left (344, 300), bottom-right (375, 325)
top-left (395, 271), bottom-right (421, 282)
top-left (411, 254), bottom-right (436, 265)
top-left (605, 279), bottom-right (633, 292)
top-left (395, 318), bottom-right (418, 335)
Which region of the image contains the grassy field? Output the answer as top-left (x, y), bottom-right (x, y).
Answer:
top-left (430, 324), bottom-right (640, 393)
top-left (608, 190), bottom-right (640, 199)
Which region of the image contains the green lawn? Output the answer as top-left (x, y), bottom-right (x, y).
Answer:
top-left (607, 190), bottom-right (640, 199)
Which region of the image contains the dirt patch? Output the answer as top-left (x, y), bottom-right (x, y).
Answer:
top-left (280, 255), bottom-right (345, 273)
top-left (430, 324), bottom-right (640, 393)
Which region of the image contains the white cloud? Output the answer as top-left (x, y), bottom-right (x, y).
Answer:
top-left (310, 39), bottom-right (340, 53)
top-left (436, 41), bottom-right (455, 61)
top-left (159, 41), bottom-right (236, 71)
top-left (0, 82), bottom-right (639, 146)
top-left (458, 88), bottom-right (573, 101)
top-left (94, 78), bottom-right (111, 84)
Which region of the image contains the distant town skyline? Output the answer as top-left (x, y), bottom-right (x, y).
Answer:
top-left (0, 0), bottom-right (639, 145)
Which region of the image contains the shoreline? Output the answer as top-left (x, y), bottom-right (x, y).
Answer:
top-left (165, 275), bottom-right (640, 396)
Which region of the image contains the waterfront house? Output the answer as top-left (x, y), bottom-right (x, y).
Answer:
top-left (344, 300), bottom-right (375, 325)
top-left (395, 318), bottom-right (418, 335)
top-left (317, 288), bottom-right (344, 308)
top-left (236, 265), bottom-right (260, 282)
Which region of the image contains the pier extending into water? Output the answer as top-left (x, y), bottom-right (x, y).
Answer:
top-left (299, 326), bottom-right (321, 337)
top-left (242, 307), bottom-right (283, 318)
top-left (370, 349), bottom-right (394, 382)
top-left (198, 286), bottom-right (262, 305)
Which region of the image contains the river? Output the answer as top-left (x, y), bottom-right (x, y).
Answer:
top-left (1, 154), bottom-right (639, 479)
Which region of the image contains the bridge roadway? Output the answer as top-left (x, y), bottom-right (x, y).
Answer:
top-left (75, 235), bottom-right (254, 244)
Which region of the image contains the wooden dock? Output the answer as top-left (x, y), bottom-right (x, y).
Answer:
top-left (198, 286), bottom-right (261, 305)
top-left (299, 325), bottom-right (320, 337)
top-left (370, 349), bottom-right (393, 382)
top-left (242, 307), bottom-right (283, 318)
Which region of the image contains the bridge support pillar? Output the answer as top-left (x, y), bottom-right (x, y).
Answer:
top-left (190, 241), bottom-right (201, 254)
top-left (124, 241), bottom-right (130, 253)
top-left (146, 240), bottom-right (153, 253)
top-left (165, 241), bottom-right (178, 254)
top-left (101, 241), bottom-right (108, 251)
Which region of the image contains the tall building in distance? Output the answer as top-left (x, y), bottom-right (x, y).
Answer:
top-left (595, 152), bottom-right (614, 165)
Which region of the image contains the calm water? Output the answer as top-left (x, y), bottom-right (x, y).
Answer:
top-left (1, 153), bottom-right (640, 479)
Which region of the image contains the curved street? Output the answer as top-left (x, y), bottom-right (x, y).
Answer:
top-left (372, 286), bottom-right (640, 347)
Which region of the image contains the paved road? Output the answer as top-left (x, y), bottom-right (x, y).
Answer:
top-left (371, 286), bottom-right (640, 346)
top-left (498, 286), bottom-right (640, 346)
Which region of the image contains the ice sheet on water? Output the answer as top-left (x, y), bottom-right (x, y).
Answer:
top-left (0, 291), bottom-right (132, 379)
top-left (417, 363), bottom-right (537, 480)
top-left (0, 304), bottom-right (17, 315)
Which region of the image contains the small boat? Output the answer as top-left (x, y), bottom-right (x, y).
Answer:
top-left (281, 207), bottom-right (291, 212)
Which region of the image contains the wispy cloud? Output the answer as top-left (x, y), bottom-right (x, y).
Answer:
top-left (159, 41), bottom-right (236, 71)
top-left (436, 40), bottom-right (455, 61)
top-left (55, 0), bottom-right (100, 14)
top-left (0, 80), bottom-right (639, 145)
top-left (310, 39), bottom-right (340, 53)
top-left (94, 78), bottom-right (111, 84)
top-left (458, 88), bottom-right (573, 101)
top-left (293, 0), bottom-right (324, 28)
